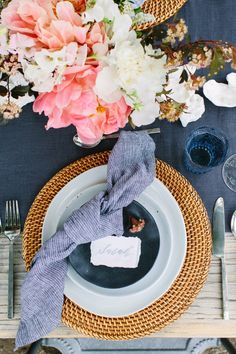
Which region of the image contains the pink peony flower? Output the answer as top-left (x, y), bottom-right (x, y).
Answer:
top-left (1, 0), bottom-right (92, 50)
top-left (1, 0), bottom-right (54, 36)
top-left (86, 23), bottom-right (108, 59)
top-left (86, 23), bottom-right (107, 48)
top-left (33, 65), bottom-right (131, 144)
top-left (33, 65), bottom-right (98, 127)
top-left (75, 98), bottom-right (131, 144)
top-left (100, 98), bottom-right (131, 134)
top-left (35, 1), bottom-right (89, 49)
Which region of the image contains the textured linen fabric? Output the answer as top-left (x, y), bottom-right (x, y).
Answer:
top-left (15, 131), bottom-right (155, 349)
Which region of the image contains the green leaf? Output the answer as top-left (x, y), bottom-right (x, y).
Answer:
top-left (103, 17), bottom-right (112, 24)
top-left (134, 7), bottom-right (142, 14)
top-left (0, 85), bottom-right (8, 97)
top-left (179, 69), bottom-right (188, 84)
top-left (136, 30), bottom-right (144, 38)
top-left (0, 73), bottom-right (9, 81)
top-left (209, 47), bottom-right (225, 76)
top-left (28, 87), bottom-right (36, 96)
top-left (184, 33), bottom-right (191, 44)
top-left (168, 68), bottom-right (178, 74)
top-left (11, 85), bottom-right (29, 99)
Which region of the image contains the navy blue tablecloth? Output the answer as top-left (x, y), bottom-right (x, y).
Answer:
top-left (0, 0), bottom-right (236, 231)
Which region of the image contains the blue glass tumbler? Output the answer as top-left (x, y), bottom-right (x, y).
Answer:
top-left (183, 127), bottom-right (228, 174)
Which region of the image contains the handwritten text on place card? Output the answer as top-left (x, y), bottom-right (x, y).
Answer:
top-left (90, 236), bottom-right (141, 268)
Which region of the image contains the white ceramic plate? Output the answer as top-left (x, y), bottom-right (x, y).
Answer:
top-left (42, 165), bottom-right (186, 317)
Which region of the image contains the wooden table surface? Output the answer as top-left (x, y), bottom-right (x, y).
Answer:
top-left (1, 235), bottom-right (236, 339)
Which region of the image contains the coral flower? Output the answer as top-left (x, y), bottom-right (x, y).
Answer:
top-left (1, 0), bottom-right (54, 36)
top-left (33, 65), bottom-right (131, 144)
top-left (76, 98), bottom-right (131, 144)
top-left (35, 1), bottom-right (89, 49)
top-left (1, 0), bottom-right (91, 50)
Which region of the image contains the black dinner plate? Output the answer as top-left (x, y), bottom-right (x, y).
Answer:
top-left (69, 201), bottom-right (160, 289)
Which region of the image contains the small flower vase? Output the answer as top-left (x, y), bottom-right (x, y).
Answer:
top-left (73, 134), bottom-right (102, 148)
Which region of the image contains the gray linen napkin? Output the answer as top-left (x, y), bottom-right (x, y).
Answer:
top-left (15, 131), bottom-right (155, 349)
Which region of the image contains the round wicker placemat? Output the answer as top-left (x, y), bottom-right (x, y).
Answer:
top-left (23, 152), bottom-right (211, 340)
top-left (137, 0), bottom-right (187, 30)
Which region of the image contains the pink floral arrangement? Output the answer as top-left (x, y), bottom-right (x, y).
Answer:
top-left (0, 0), bottom-right (135, 143)
top-left (0, 0), bottom-right (236, 145)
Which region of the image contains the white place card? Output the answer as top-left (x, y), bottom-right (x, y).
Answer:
top-left (90, 236), bottom-right (141, 268)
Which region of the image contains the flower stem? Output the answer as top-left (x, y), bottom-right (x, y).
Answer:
top-left (7, 76), bottom-right (10, 104)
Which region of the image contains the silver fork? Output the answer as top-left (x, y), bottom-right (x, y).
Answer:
top-left (4, 200), bottom-right (21, 319)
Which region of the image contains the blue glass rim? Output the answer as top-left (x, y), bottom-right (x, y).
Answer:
top-left (184, 126), bottom-right (229, 172)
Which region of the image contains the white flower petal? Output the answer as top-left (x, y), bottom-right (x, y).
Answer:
top-left (180, 94), bottom-right (205, 127)
top-left (83, 0), bottom-right (120, 23)
top-left (84, 5), bottom-right (104, 23)
top-left (15, 93), bottom-right (35, 108)
top-left (110, 14), bottom-right (132, 43)
top-left (65, 42), bottom-right (78, 65)
top-left (9, 72), bottom-right (29, 89)
top-left (75, 44), bottom-right (87, 66)
top-left (168, 84), bottom-right (195, 103)
top-left (94, 66), bottom-right (122, 103)
top-left (22, 61), bottom-right (56, 92)
top-left (166, 65), bottom-right (195, 103)
top-left (35, 49), bottom-right (59, 72)
top-left (227, 72), bottom-right (236, 88)
top-left (92, 43), bottom-right (108, 58)
top-left (131, 102), bottom-right (160, 126)
top-left (203, 79), bottom-right (236, 107)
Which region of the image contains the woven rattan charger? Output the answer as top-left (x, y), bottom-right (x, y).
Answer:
top-left (137, 0), bottom-right (187, 30)
top-left (23, 152), bottom-right (212, 340)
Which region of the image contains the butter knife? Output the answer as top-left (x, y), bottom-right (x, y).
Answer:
top-left (213, 197), bottom-right (229, 320)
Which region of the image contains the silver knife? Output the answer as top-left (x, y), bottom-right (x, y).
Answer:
top-left (213, 197), bottom-right (229, 320)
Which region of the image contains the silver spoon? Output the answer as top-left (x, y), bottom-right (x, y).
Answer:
top-left (230, 210), bottom-right (236, 237)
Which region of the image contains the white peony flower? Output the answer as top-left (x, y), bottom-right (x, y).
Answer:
top-left (95, 38), bottom-right (167, 127)
top-left (83, 0), bottom-right (120, 23)
top-left (203, 72), bottom-right (236, 107)
top-left (95, 39), bottom-right (167, 106)
top-left (180, 94), bottom-right (205, 127)
top-left (110, 14), bottom-right (133, 44)
top-left (94, 66), bottom-right (122, 102)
